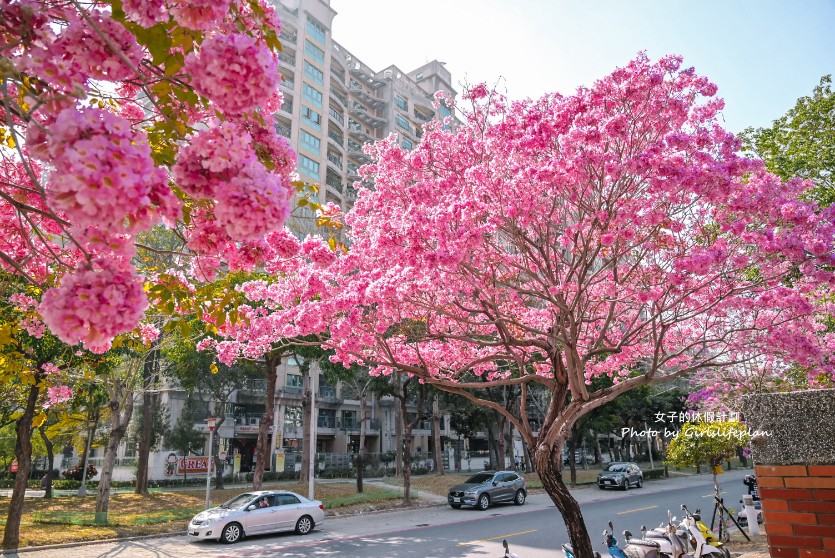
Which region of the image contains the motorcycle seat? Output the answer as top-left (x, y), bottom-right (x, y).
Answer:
top-left (629, 539), bottom-right (661, 548)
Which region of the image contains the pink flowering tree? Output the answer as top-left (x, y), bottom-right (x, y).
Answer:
top-left (265, 55), bottom-right (835, 557)
top-left (194, 218), bottom-right (344, 490)
top-left (0, 0), bottom-right (295, 357)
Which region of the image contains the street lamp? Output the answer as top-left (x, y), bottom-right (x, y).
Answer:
top-left (78, 420), bottom-right (96, 497)
top-left (205, 417), bottom-right (217, 510)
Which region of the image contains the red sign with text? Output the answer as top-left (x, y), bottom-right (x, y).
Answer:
top-left (177, 456), bottom-right (211, 474)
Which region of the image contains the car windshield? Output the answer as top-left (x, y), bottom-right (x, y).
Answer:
top-left (219, 493), bottom-right (257, 509)
top-left (605, 464), bottom-right (628, 472)
top-left (465, 473), bottom-right (494, 484)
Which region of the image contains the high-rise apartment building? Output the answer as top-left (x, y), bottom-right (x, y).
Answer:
top-left (271, 0), bottom-right (457, 226)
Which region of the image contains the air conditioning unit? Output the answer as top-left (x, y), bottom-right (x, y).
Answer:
top-left (249, 417), bottom-right (260, 426)
top-left (383, 69), bottom-right (393, 80)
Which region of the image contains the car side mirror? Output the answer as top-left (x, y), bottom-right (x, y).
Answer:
top-left (492, 481), bottom-right (498, 486)
top-left (246, 505), bottom-right (255, 511)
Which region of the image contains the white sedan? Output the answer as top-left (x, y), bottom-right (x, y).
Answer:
top-left (188, 490), bottom-right (325, 543)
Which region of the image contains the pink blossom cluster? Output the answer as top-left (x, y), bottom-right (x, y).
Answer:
top-left (122, 0), bottom-right (170, 27)
top-left (139, 323), bottom-right (160, 345)
top-left (39, 260), bottom-right (149, 353)
top-left (185, 33), bottom-right (281, 114)
top-left (34, 107), bottom-right (180, 234)
top-left (176, 123), bottom-right (292, 241)
top-left (46, 386), bottom-right (73, 407)
top-left (41, 363), bottom-right (61, 375)
top-left (169, 0), bottom-right (232, 30)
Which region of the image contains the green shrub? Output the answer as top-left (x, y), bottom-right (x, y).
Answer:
top-left (643, 468), bottom-right (666, 480)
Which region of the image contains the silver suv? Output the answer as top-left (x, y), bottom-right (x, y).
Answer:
top-left (597, 461), bottom-right (643, 490)
top-left (447, 470), bottom-right (527, 510)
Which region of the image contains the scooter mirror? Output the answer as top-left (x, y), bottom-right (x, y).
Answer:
top-left (608, 521), bottom-right (614, 530)
top-left (503, 540), bottom-right (509, 550)
top-left (624, 530), bottom-right (633, 539)
top-left (680, 504), bottom-right (686, 511)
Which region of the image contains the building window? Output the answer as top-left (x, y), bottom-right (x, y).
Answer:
top-left (396, 95), bottom-right (408, 111)
top-left (306, 15), bottom-right (326, 44)
top-left (302, 106), bottom-right (321, 129)
top-left (395, 114), bottom-right (410, 132)
top-left (304, 39), bottom-right (324, 63)
top-left (318, 409), bottom-right (336, 428)
top-left (415, 71), bottom-right (423, 80)
top-left (285, 406), bottom-right (303, 427)
top-left (401, 138), bottom-right (413, 150)
top-left (299, 154), bottom-right (320, 178)
top-left (300, 130), bottom-right (321, 153)
top-left (303, 83), bottom-right (323, 107)
top-left (341, 410), bottom-right (358, 429)
top-left (304, 61), bottom-right (324, 85)
top-left (286, 373), bottom-right (303, 389)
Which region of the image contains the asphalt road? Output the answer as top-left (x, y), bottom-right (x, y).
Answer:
top-left (3, 469), bottom-right (753, 558)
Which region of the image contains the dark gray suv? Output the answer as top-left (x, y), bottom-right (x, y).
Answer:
top-left (448, 470), bottom-right (527, 510)
top-left (597, 461), bottom-right (643, 490)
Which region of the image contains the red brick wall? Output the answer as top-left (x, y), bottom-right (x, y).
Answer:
top-left (756, 464), bottom-right (835, 558)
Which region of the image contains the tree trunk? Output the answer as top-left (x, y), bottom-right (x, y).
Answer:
top-left (2, 381), bottom-right (40, 551)
top-left (356, 395), bottom-right (367, 492)
top-left (253, 353), bottom-right (278, 490)
top-left (431, 394), bottom-right (444, 475)
top-left (394, 398), bottom-right (403, 478)
top-left (135, 344), bottom-right (159, 495)
top-left (38, 423), bottom-right (54, 499)
top-left (399, 395), bottom-right (413, 506)
top-left (300, 366), bottom-right (311, 484)
top-left (96, 389), bottom-right (135, 521)
top-left (536, 445), bottom-right (595, 558)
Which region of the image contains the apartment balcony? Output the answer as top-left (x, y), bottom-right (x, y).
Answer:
top-left (319, 385), bottom-right (342, 403)
top-left (349, 105), bottom-right (386, 129)
top-left (348, 84), bottom-right (386, 109)
top-left (328, 108), bottom-right (344, 129)
top-left (280, 78), bottom-right (295, 92)
top-left (239, 379), bottom-right (267, 396)
top-left (279, 99), bottom-right (293, 115)
top-left (327, 128), bottom-right (344, 147)
top-left (346, 142), bottom-right (371, 164)
top-left (326, 154), bottom-right (343, 172)
top-left (278, 52), bottom-right (296, 69)
top-left (325, 174), bottom-right (343, 191)
top-left (276, 123), bottom-right (291, 139)
top-left (279, 30), bottom-right (298, 46)
top-left (330, 88), bottom-right (347, 109)
top-left (347, 126), bottom-right (373, 144)
top-left (413, 108), bottom-right (434, 123)
top-left (331, 64), bottom-right (345, 85)
top-left (347, 61), bottom-right (386, 90)
top-left (346, 163), bottom-right (360, 180)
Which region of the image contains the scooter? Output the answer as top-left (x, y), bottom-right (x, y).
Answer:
top-left (621, 524), bottom-right (662, 558)
top-left (602, 521), bottom-right (628, 558)
top-left (562, 536), bottom-right (603, 558)
top-left (644, 512), bottom-right (687, 558)
top-left (692, 507), bottom-right (731, 552)
top-left (680, 505), bottom-right (731, 558)
top-left (502, 539), bottom-right (519, 558)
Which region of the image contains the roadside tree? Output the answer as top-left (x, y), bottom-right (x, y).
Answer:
top-left (261, 55), bottom-right (835, 558)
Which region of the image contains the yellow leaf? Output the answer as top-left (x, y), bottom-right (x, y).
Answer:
top-left (0, 324), bottom-right (13, 345)
top-left (33, 414), bottom-right (47, 428)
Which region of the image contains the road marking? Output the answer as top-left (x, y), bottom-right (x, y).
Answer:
top-left (618, 505), bottom-right (658, 515)
top-left (458, 529), bottom-right (538, 546)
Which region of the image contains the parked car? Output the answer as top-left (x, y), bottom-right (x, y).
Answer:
top-left (188, 490), bottom-right (325, 543)
top-left (597, 461), bottom-right (643, 490)
top-left (448, 470), bottom-right (527, 510)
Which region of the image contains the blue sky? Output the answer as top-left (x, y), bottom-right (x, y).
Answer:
top-left (328, 0), bottom-right (835, 133)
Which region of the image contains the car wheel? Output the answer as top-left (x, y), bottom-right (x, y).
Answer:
top-left (622, 479), bottom-right (629, 491)
top-left (598, 485), bottom-right (605, 490)
top-left (514, 489), bottom-right (526, 506)
top-left (637, 477), bottom-right (643, 488)
top-left (450, 503), bottom-right (462, 509)
top-left (477, 493), bottom-right (490, 511)
top-left (295, 515), bottom-right (314, 535)
top-left (220, 522), bottom-right (243, 544)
